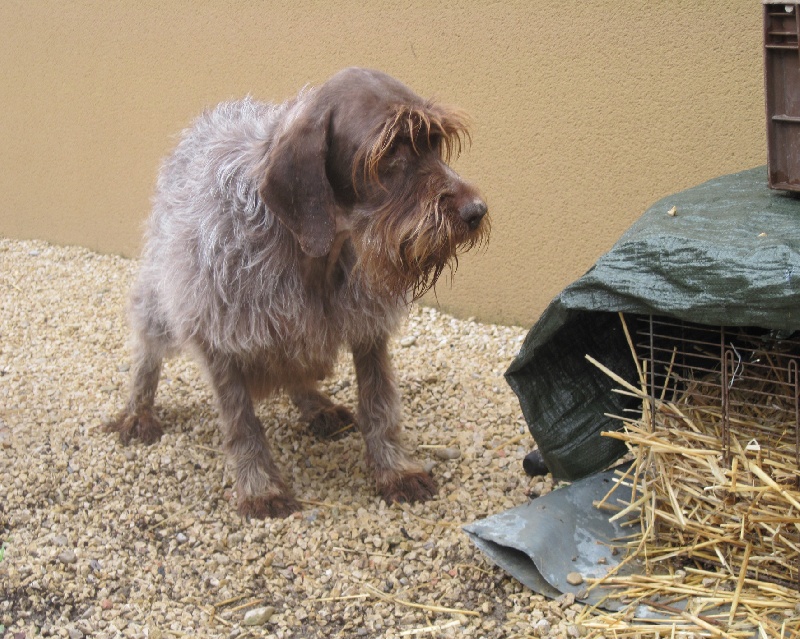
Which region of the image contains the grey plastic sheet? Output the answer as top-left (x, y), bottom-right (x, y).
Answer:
top-left (464, 465), bottom-right (752, 639)
top-left (464, 466), bottom-right (637, 609)
top-left (464, 469), bottom-right (734, 623)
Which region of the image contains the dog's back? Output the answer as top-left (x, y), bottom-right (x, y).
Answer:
top-left (139, 98), bottom-right (325, 354)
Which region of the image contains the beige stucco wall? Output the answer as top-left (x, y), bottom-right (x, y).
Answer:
top-left (0, 1), bottom-right (765, 326)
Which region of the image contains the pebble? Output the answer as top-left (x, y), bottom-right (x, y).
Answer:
top-left (530, 481), bottom-right (547, 497)
top-left (399, 336), bottom-right (417, 347)
top-left (566, 572), bottom-right (584, 586)
top-left (242, 606), bottom-right (276, 626)
top-left (533, 618), bottom-right (551, 637)
top-left (214, 553), bottom-right (230, 565)
top-left (52, 534), bottom-right (68, 546)
top-left (58, 550), bottom-right (77, 565)
top-left (556, 592), bottom-right (575, 608)
top-left (433, 446), bottom-right (461, 460)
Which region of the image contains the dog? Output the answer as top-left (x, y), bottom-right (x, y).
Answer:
top-left (104, 67), bottom-right (489, 518)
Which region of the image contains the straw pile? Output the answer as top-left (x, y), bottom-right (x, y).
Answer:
top-left (577, 316), bottom-right (800, 638)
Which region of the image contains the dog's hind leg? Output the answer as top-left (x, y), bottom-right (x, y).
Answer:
top-left (204, 354), bottom-right (300, 518)
top-left (290, 387), bottom-right (356, 440)
top-left (351, 335), bottom-right (437, 504)
top-left (104, 298), bottom-right (167, 445)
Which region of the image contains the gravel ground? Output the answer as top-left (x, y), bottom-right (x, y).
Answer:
top-left (0, 238), bottom-right (581, 639)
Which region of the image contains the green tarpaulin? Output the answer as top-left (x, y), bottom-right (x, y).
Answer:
top-left (505, 166), bottom-right (800, 479)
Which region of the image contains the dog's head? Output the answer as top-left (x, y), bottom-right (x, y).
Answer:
top-left (259, 67), bottom-right (489, 299)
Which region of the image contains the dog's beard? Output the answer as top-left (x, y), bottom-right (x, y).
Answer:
top-left (352, 196), bottom-right (490, 302)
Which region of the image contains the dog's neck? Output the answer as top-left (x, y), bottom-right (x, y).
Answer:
top-left (325, 230), bottom-right (351, 283)
top-left (321, 211), bottom-right (355, 284)
top-left (298, 228), bottom-right (353, 294)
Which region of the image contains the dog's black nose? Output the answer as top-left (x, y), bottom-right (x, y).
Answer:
top-left (459, 200), bottom-right (488, 230)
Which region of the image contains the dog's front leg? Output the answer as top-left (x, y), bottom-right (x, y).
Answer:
top-left (351, 336), bottom-right (437, 504)
top-left (203, 354), bottom-right (300, 518)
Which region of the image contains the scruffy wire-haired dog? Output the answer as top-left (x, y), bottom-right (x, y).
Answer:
top-left (105, 67), bottom-right (489, 518)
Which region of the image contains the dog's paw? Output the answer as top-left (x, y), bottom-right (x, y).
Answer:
top-left (308, 405), bottom-right (356, 440)
top-left (379, 470), bottom-right (437, 504)
top-left (238, 494), bottom-right (301, 519)
top-left (103, 410), bottom-right (164, 445)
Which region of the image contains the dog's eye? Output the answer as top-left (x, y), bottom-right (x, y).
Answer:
top-left (384, 140), bottom-right (407, 169)
top-left (409, 132), bottom-right (444, 159)
top-left (428, 135), bottom-right (444, 156)
top-left (386, 139), bottom-right (401, 157)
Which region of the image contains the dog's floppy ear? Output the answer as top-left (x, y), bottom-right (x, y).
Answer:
top-left (259, 105), bottom-right (337, 258)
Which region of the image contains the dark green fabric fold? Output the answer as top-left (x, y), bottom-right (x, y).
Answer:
top-left (506, 166), bottom-right (800, 479)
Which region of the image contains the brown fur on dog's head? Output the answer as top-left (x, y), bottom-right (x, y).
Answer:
top-left (356, 103), bottom-right (471, 187)
top-left (260, 67), bottom-right (489, 299)
top-left (350, 100), bottom-right (489, 300)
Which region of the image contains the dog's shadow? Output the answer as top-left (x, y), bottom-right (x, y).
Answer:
top-left (150, 396), bottom-right (365, 491)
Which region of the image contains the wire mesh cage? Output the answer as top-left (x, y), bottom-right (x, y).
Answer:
top-left (609, 315), bottom-right (800, 589)
top-left (635, 315), bottom-right (800, 473)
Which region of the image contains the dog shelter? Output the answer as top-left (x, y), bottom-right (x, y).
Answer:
top-left (465, 4), bottom-right (800, 634)
top-left (466, 165), bottom-right (800, 633)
